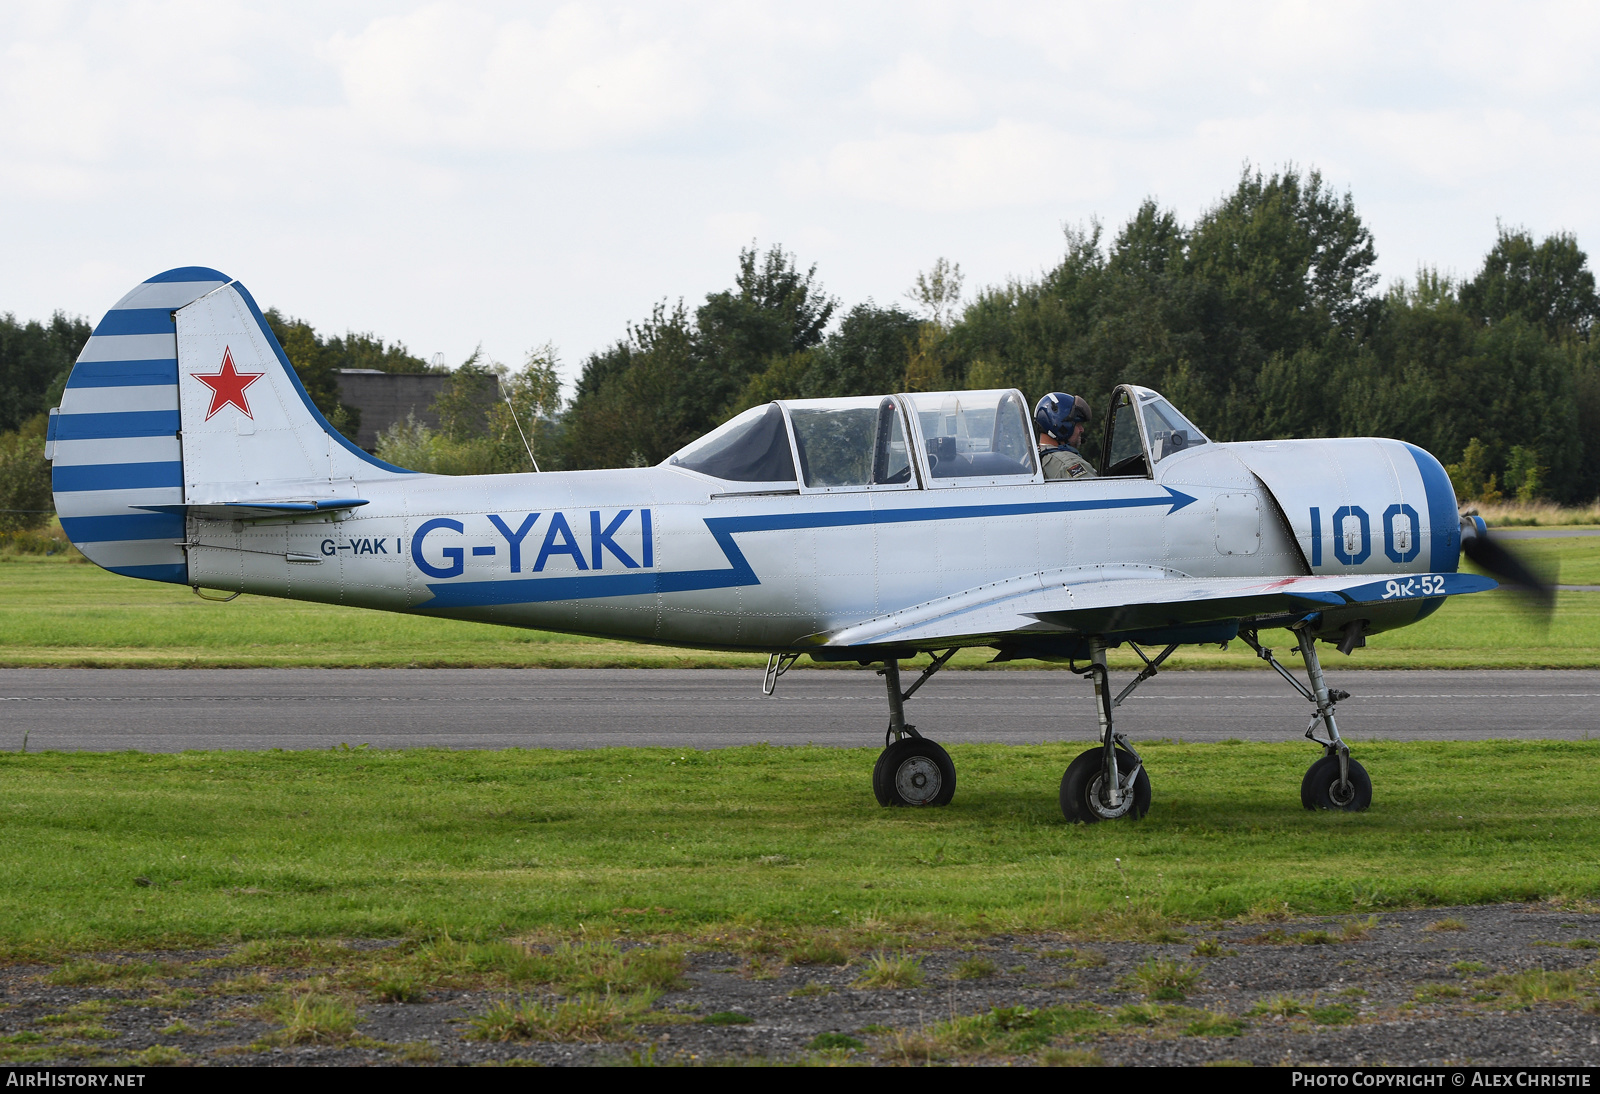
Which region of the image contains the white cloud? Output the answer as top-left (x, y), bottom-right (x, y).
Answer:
top-left (705, 210), bottom-right (768, 249)
top-left (867, 55), bottom-right (978, 123)
top-left (325, 4), bottom-right (707, 151)
top-left (2, 0), bottom-right (1600, 386)
top-left (801, 120), bottom-right (1112, 212)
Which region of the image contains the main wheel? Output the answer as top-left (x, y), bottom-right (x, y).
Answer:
top-left (1301, 754), bottom-right (1372, 812)
top-left (1060, 747), bottom-right (1151, 823)
top-left (873, 738), bottom-right (956, 807)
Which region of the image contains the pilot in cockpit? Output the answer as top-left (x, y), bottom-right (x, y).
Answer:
top-left (1034, 393), bottom-right (1096, 480)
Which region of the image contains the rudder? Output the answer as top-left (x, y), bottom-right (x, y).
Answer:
top-left (49, 267), bottom-right (232, 583)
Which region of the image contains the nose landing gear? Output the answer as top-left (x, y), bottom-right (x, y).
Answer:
top-left (1241, 625), bottom-right (1372, 813)
top-left (1061, 745), bottom-right (1150, 821)
top-left (1059, 639), bottom-right (1171, 822)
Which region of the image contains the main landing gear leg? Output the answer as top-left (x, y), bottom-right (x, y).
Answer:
top-left (1060, 639), bottom-right (1156, 823)
top-left (1241, 627), bottom-right (1372, 812)
top-left (872, 652), bottom-right (958, 807)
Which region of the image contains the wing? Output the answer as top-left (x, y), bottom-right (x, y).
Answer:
top-left (813, 568), bottom-right (1496, 650)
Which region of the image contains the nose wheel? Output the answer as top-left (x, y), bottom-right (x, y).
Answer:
top-left (1302, 753), bottom-right (1371, 811)
top-left (1061, 746), bottom-right (1150, 821)
top-left (1242, 625), bottom-right (1374, 813)
top-left (1058, 640), bottom-right (1166, 823)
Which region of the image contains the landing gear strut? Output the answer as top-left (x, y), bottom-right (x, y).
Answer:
top-left (1240, 626), bottom-right (1372, 812)
top-left (871, 653), bottom-right (957, 807)
top-left (1060, 639), bottom-right (1167, 822)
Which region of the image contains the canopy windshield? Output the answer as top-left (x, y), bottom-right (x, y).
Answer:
top-left (907, 390), bottom-right (1036, 479)
top-left (1136, 388), bottom-right (1209, 464)
top-left (666, 403), bottom-right (796, 483)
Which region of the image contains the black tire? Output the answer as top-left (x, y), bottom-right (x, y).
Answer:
top-left (1300, 755), bottom-right (1333, 810)
top-left (1060, 746), bottom-right (1151, 823)
top-left (872, 738), bottom-right (956, 807)
top-left (1301, 754), bottom-right (1372, 812)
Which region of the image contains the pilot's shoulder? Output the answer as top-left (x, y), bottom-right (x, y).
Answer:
top-left (1041, 448), bottom-right (1096, 479)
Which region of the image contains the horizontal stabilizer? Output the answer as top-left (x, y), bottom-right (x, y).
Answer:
top-left (132, 498), bottom-right (369, 522)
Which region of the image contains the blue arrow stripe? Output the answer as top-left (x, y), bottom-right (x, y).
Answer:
top-left (417, 488), bottom-right (1196, 610)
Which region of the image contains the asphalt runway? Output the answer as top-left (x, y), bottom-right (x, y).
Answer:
top-left (1, 667), bottom-right (1597, 752)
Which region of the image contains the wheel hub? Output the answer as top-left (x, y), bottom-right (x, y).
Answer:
top-left (894, 756), bottom-right (943, 805)
top-left (1086, 773), bottom-right (1135, 819)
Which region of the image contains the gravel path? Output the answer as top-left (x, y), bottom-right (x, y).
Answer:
top-left (4, 904), bottom-right (1600, 1066)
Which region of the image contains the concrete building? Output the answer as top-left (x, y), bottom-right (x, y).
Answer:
top-left (335, 369), bottom-right (495, 452)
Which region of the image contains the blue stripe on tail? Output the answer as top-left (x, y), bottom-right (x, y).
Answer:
top-left (53, 410), bottom-right (180, 440)
top-left (142, 267), bottom-right (230, 284)
top-left (53, 462), bottom-right (184, 492)
top-left (60, 512), bottom-right (185, 543)
top-left (92, 309), bottom-right (178, 337)
top-left (65, 359), bottom-right (179, 388)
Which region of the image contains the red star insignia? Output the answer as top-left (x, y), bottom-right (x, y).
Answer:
top-left (192, 347), bottom-right (265, 421)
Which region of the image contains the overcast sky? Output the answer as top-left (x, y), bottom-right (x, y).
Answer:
top-left (4, 1), bottom-right (1597, 388)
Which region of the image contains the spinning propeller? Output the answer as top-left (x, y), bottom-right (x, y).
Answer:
top-left (1459, 515), bottom-right (1557, 618)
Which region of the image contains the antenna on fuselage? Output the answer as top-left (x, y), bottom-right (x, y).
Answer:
top-left (499, 376), bottom-right (541, 473)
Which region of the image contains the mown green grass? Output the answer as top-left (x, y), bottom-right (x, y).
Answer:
top-left (3, 540), bottom-right (1600, 669)
top-left (0, 741), bottom-right (1596, 948)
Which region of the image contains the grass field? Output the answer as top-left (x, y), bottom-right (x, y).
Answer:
top-left (0, 741), bottom-right (1595, 949)
top-left (1, 536), bottom-right (1597, 669)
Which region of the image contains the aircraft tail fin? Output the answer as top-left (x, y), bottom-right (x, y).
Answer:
top-left (50, 267), bottom-right (416, 584)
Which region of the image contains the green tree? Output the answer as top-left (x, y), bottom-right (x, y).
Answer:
top-left (1446, 437), bottom-right (1497, 501)
top-left (563, 246), bottom-right (839, 469)
top-left (1179, 166), bottom-right (1378, 438)
top-left (940, 169), bottom-right (1377, 445)
top-left (1504, 445), bottom-right (1546, 501)
top-left (0, 413), bottom-right (53, 534)
top-left (563, 301), bottom-right (703, 469)
top-left (906, 258), bottom-right (964, 327)
top-left (375, 347), bottom-right (565, 476)
top-left (810, 303), bottom-right (921, 396)
top-left (689, 245), bottom-right (838, 419)
top-left (0, 313), bottom-right (91, 434)
top-left (1460, 226), bottom-right (1600, 340)
top-left (430, 350), bottom-right (501, 442)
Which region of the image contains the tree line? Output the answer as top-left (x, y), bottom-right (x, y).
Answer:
top-left (563, 168), bottom-right (1599, 504)
top-left (3, 164), bottom-right (1597, 537)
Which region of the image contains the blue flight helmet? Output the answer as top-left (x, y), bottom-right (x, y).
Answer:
top-left (1034, 392), bottom-right (1092, 448)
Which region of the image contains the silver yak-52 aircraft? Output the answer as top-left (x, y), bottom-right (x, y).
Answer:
top-left (48, 268), bottom-right (1538, 821)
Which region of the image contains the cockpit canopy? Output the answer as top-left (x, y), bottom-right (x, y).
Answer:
top-left (665, 385), bottom-right (1207, 489)
top-left (1104, 385), bottom-right (1209, 475)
